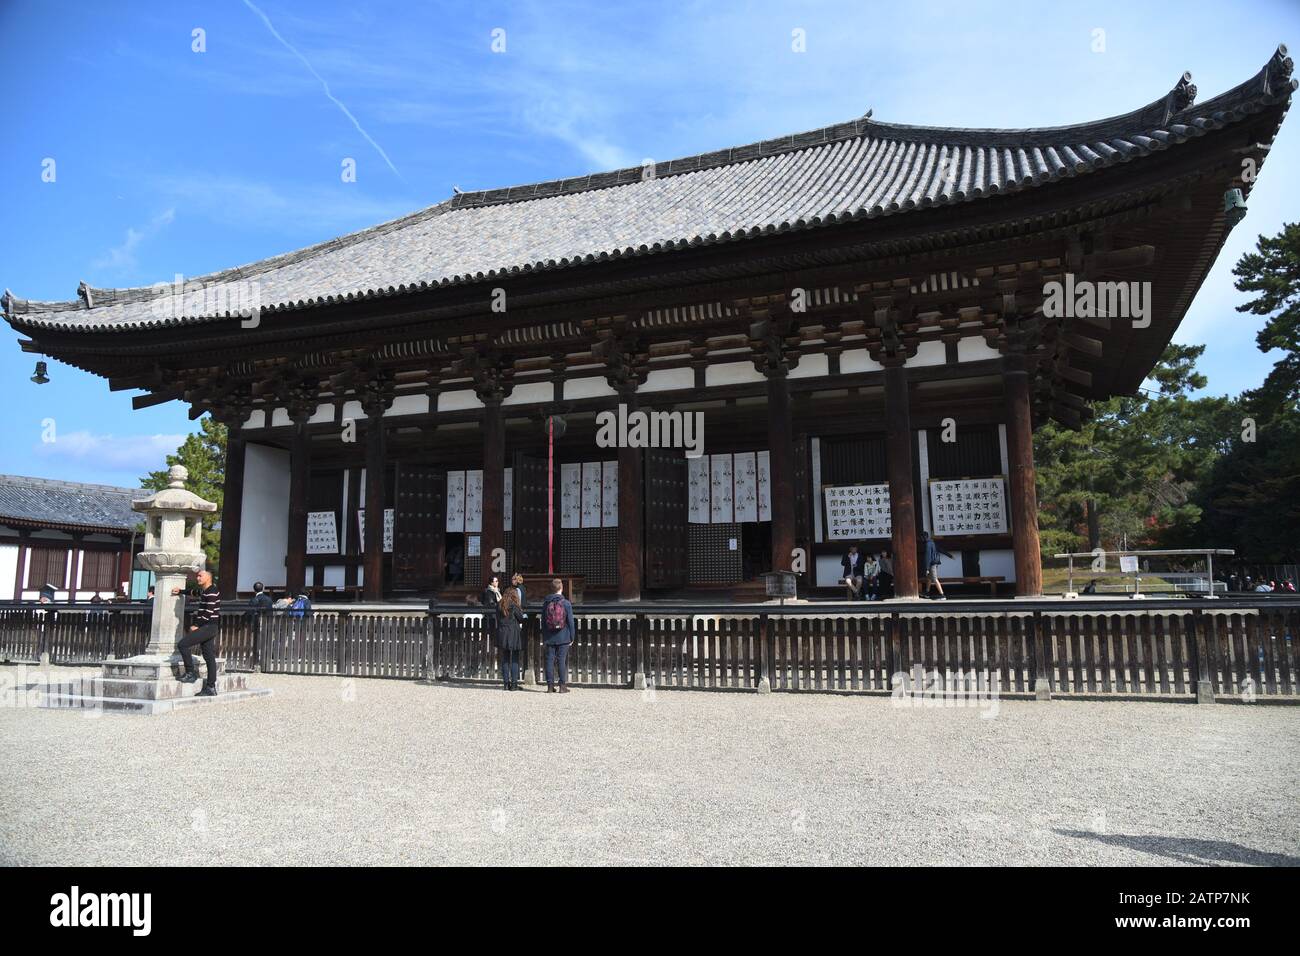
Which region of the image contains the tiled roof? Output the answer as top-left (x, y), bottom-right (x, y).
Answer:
top-left (0, 474), bottom-right (148, 533)
top-left (4, 46), bottom-right (1295, 334)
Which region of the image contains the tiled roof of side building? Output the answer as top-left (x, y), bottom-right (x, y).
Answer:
top-left (3, 45), bottom-right (1294, 334)
top-left (0, 474), bottom-right (149, 533)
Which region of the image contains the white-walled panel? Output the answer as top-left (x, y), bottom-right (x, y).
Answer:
top-left (0, 544), bottom-right (18, 601)
top-left (910, 341), bottom-right (947, 368)
top-left (642, 368), bottom-right (695, 392)
top-left (504, 382), bottom-right (553, 406)
top-left (563, 377), bottom-right (615, 400)
top-left (438, 389), bottom-right (483, 412)
top-left (238, 443), bottom-right (291, 592)
top-left (979, 548), bottom-right (1017, 584)
top-left (958, 336), bottom-right (1000, 363)
top-left (789, 354), bottom-right (829, 379)
top-left (706, 362), bottom-right (765, 387)
top-left (839, 349), bottom-right (883, 374)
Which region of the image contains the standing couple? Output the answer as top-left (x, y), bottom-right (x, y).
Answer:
top-left (483, 575), bottom-right (574, 693)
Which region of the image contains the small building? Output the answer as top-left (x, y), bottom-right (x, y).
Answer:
top-left (4, 48), bottom-right (1295, 602)
top-left (0, 475), bottom-right (148, 601)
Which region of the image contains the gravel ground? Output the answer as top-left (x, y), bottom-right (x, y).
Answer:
top-left (1, 664), bottom-right (1296, 866)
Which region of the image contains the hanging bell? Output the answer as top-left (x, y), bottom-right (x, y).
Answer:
top-left (1223, 188), bottom-right (1248, 227)
top-left (30, 360), bottom-right (49, 385)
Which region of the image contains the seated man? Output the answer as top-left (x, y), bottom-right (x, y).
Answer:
top-left (841, 544), bottom-right (865, 599)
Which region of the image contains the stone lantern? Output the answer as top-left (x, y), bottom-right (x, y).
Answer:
top-left (133, 464), bottom-right (216, 657)
top-left (39, 464), bottom-right (271, 713)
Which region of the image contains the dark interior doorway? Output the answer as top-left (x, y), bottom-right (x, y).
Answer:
top-left (741, 522), bottom-right (772, 581)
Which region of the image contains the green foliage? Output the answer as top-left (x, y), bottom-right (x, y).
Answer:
top-left (140, 417), bottom-right (227, 571)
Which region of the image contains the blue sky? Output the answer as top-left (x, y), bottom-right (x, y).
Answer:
top-left (2, 0), bottom-right (1298, 488)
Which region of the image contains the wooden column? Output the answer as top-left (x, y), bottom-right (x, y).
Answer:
top-left (218, 429), bottom-right (246, 599)
top-left (363, 409), bottom-right (386, 601)
top-left (617, 392), bottom-right (643, 601)
top-left (767, 368), bottom-right (796, 573)
top-left (481, 396), bottom-right (505, 587)
top-left (285, 417), bottom-right (311, 595)
top-left (884, 360), bottom-right (919, 598)
top-left (1004, 352), bottom-right (1043, 596)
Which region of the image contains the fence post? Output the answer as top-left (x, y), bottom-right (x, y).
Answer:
top-left (105, 609), bottom-right (117, 661)
top-left (523, 614), bottom-right (537, 686)
top-left (1190, 608), bottom-right (1215, 704)
top-left (422, 611), bottom-right (434, 681)
top-left (633, 613), bottom-right (647, 690)
top-left (1031, 610), bottom-right (1051, 701)
top-left (39, 610), bottom-right (52, 667)
top-left (336, 610), bottom-right (350, 677)
top-left (887, 613), bottom-right (901, 689)
top-left (757, 612), bottom-right (772, 693)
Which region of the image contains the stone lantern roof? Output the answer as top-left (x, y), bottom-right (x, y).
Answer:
top-left (132, 465), bottom-right (217, 515)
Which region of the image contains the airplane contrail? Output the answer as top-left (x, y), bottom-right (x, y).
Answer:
top-left (242, 0), bottom-right (403, 181)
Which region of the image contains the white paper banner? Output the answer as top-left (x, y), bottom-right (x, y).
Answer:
top-left (688, 454), bottom-right (711, 524)
top-left (446, 471), bottom-right (466, 532)
top-left (928, 477), bottom-right (1007, 535)
top-left (560, 463), bottom-right (581, 529)
top-left (356, 508), bottom-right (394, 552)
top-left (757, 450), bottom-right (772, 522)
top-left (601, 461), bottom-right (618, 527)
top-left (306, 511), bottom-right (338, 555)
top-left (733, 452), bottom-right (758, 523)
top-left (710, 454), bottom-right (734, 523)
top-left (823, 484), bottom-right (891, 539)
top-left (464, 470), bottom-right (483, 533)
top-left (581, 462), bottom-right (602, 529)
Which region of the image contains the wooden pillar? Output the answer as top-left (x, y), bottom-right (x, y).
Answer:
top-left (617, 393), bottom-right (643, 601)
top-left (1004, 353), bottom-right (1043, 596)
top-left (481, 397), bottom-right (505, 588)
top-left (884, 361), bottom-right (919, 598)
top-left (285, 418), bottom-right (310, 595)
top-left (363, 410), bottom-right (386, 601)
top-left (219, 429), bottom-right (246, 599)
top-left (767, 368), bottom-right (796, 573)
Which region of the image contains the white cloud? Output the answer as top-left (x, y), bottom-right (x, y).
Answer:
top-left (32, 431), bottom-right (187, 474)
top-left (91, 208), bottom-right (175, 274)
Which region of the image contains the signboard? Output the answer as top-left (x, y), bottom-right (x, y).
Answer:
top-left (1119, 555), bottom-right (1139, 573)
top-left (763, 570), bottom-right (797, 598)
top-left (305, 511), bottom-right (338, 555)
top-left (356, 508), bottom-right (394, 553)
top-left (823, 484), bottom-right (892, 539)
top-left (928, 477), bottom-right (1008, 535)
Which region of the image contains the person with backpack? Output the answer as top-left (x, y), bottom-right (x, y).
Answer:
top-left (922, 531), bottom-right (954, 600)
top-left (288, 592), bottom-right (312, 618)
top-left (497, 588), bottom-right (526, 691)
top-left (541, 578), bottom-right (575, 693)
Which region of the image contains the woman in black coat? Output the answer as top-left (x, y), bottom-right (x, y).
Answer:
top-left (481, 575), bottom-right (502, 637)
top-left (497, 588), bottom-right (526, 690)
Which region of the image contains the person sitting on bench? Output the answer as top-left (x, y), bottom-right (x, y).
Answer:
top-left (862, 552), bottom-right (881, 600)
top-left (841, 545), bottom-right (866, 599)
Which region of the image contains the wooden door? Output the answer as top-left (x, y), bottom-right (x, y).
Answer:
top-left (512, 451), bottom-right (550, 574)
top-left (392, 463), bottom-right (445, 591)
top-left (644, 447), bottom-right (688, 588)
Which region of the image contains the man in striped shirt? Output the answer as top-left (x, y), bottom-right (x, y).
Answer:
top-left (174, 569), bottom-right (221, 696)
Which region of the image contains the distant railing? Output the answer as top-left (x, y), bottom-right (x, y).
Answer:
top-left (1, 599), bottom-right (1296, 702)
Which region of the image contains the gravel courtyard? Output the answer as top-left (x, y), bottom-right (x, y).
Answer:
top-left (1, 664), bottom-right (1296, 866)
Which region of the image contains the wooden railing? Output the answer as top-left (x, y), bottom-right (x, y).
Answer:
top-left (1, 600), bottom-right (1296, 702)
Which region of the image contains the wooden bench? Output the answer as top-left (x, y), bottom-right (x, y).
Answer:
top-left (938, 576), bottom-right (1005, 596)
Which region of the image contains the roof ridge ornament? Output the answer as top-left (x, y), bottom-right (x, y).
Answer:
top-left (77, 280), bottom-right (93, 309)
top-left (1263, 43), bottom-right (1293, 96)
top-left (1167, 71), bottom-right (1197, 121)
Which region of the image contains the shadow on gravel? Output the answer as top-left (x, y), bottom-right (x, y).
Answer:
top-left (1054, 829), bottom-right (1300, 866)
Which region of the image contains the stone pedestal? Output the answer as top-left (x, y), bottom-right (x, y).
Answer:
top-left (39, 654), bottom-right (271, 715)
top-left (41, 465), bottom-right (270, 715)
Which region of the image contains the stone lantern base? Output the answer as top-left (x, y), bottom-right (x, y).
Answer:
top-left (39, 654), bottom-right (272, 715)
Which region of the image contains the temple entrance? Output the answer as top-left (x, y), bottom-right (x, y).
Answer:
top-left (740, 522), bottom-right (772, 581)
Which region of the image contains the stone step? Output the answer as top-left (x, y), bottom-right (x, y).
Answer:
top-left (102, 657), bottom-right (225, 682)
top-left (38, 687), bottom-right (272, 715)
top-left (88, 673), bottom-right (251, 700)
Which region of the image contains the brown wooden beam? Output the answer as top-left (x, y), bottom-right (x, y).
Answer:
top-left (1005, 352), bottom-right (1043, 596)
top-left (884, 360), bottom-right (919, 598)
top-left (219, 433), bottom-right (246, 599)
top-left (285, 418), bottom-right (310, 595)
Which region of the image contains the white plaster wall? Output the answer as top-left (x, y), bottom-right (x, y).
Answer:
top-left (789, 354), bottom-right (829, 379)
top-left (642, 368), bottom-right (695, 392)
top-left (910, 341), bottom-right (947, 368)
top-left (839, 348), bottom-right (882, 374)
top-left (243, 409), bottom-right (266, 430)
top-left (564, 377), bottom-right (616, 400)
top-left (504, 382), bottom-right (552, 406)
top-left (439, 389), bottom-right (483, 412)
top-left (0, 544), bottom-right (18, 600)
top-left (308, 402), bottom-right (335, 424)
top-left (816, 553), bottom-right (847, 589)
top-left (341, 400), bottom-right (364, 422)
top-left (238, 443), bottom-right (290, 592)
top-left (269, 407), bottom-right (291, 428)
top-left (958, 336), bottom-right (1000, 363)
top-left (979, 548), bottom-right (1017, 584)
top-left (386, 394), bottom-right (430, 416)
top-left (705, 362), bottom-right (765, 387)
top-left (322, 565), bottom-right (346, 587)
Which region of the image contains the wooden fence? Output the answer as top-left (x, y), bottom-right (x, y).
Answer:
top-left (1, 601), bottom-right (1296, 703)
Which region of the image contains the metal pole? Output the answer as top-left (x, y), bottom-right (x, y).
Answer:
top-left (547, 415), bottom-right (554, 575)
